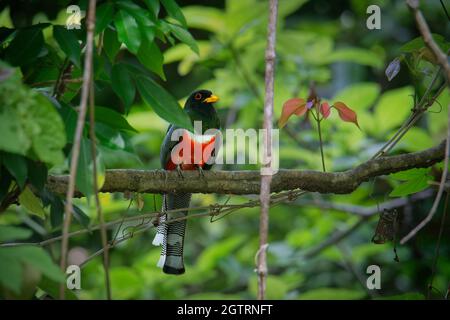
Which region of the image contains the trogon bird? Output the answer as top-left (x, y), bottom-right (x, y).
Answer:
top-left (152, 89), bottom-right (221, 275)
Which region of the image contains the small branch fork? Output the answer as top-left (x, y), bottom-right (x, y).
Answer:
top-left (400, 0), bottom-right (450, 244)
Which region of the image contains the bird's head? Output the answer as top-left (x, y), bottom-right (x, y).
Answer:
top-left (184, 89), bottom-right (219, 111)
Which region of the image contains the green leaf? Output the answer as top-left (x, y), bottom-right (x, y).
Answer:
top-left (389, 177), bottom-right (430, 197)
top-left (72, 204), bottom-right (91, 229)
top-left (298, 288), bottom-right (366, 300)
top-left (197, 235), bottom-right (244, 272)
top-left (400, 34), bottom-right (450, 53)
top-left (1, 73), bottom-right (67, 165)
top-left (95, 106), bottom-right (137, 132)
top-left (389, 169), bottom-right (432, 197)
top-left (110, 267), bottom-right (142, 299)
top-left (2, 152), bottom-right (27, 189)
top-left (27, 160), bottom-right (48, 192)
top-left (166, 22), bottom-right (199, 54)
top-left (103, 27), bottom-right (121, 62)
top-left (73, 137), bottom-right (105, 201)
top-left (401, 127), bottom-right (433, 152)
top-left (58, 102), bottom-right (77, 143)
top-left (111, 63), bottom-right (136, 109)
top-left (144, 0), bottom-right (160, 20)
top-left (50, 197), bottom-right (64, 229)
top-left (0, 226), bottom-right (32, 242)
top-left (161, 0), bottom-right (187, 27)
top-left (135, 75), bottom-right (193, 130)
top-left (333, 82), bottom-right (380, 111)
top-left (53, 25), bottom-right (81, 67)
top-left (12, 246), bottom-right (65, 283)
top-left (28, 94), bottom-right (67, 166)
top-left (96, 3), bottom-right (115, 34)
top-left (0, 249), bottom-right (23, 293)
top-left (325, 47), bottom-right (384, 68)
top-left (74, 137), bottom-right (93, 199)
top-left (374, 86), bottom-right (414, 134)
top-left (114, 10), bottom-right (141, 54)
top-left (4, 27), bottom-right (45, 66)
top-left (38, 276), bottom-right (78, 300)
top-left (137, 41), bottom-right (166, 80)
top-left (182, 6), bottom-right (225, 33)
top-left (18, 186), bottom-right (46, 218)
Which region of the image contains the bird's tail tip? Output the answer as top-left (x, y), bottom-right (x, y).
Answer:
top-left (152, 233), bottom-right (165, 246)
top-left (163, 265), bottom-right (185, 275)
top-left (156, 254), bottom-right (166, 268)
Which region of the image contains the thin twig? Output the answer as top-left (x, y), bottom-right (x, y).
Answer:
top-left (400, 111), bottom-right (450, 244)
top-left (79, 190), bottom-right (306, 269)
top-left (406, 0), bottom-right (450, 82)
top-left (1, 190), bottom-right (306, 248)
top-left (300, 190), bottom-right (433, 258)
top-left (372, 68), bottom-right (444, 159)
top-left (59, 0), bottom-right (97, 300)
top-left (427, 192), bottom-right (449, 299)
top-left (88, 71), bottom-right (111, 299)
top-left (31, 78), bottom-right (83, 88)
top-left (257, 0), bottom-right (278, 301)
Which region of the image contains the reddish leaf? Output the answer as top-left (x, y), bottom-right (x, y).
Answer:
top-left (278, 98), bottom-right (306, 128)
top-left (333, 101), bottom-right (360, 128)
top-left (320, 102), bottom-right (330, 118)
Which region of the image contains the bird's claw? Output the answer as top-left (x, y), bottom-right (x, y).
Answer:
top-left (176, 165), bottom-right (184, 179)
top-left (196, 165), bottom-right (205, 179)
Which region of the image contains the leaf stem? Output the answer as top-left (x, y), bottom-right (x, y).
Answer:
top-left (316, 109), bottom-right (326, 172)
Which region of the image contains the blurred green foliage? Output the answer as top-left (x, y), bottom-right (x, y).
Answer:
top-left (0, 0), bottom-right (449, 300)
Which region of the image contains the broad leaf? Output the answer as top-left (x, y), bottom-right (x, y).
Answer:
top-left (137, 41), bottom-right (165, 80)
top-left (96, 3), bottom-right (115, 34)
top-left (18, 186), bottom-right (46, 219)
top-left (333, 101), bottom-right (360, 128)
top-left (111, 63), bottom-right (136, 109)
top-left (374, 86), bottom-right (413, 133)
top-left (389, 168), bottom-right (432, 197)
top-left (72, 204), bottom-right (91, 229)
top-left (320, 102), bottom-right (330, 118)
top-left (4, 26), bottom-right (45, 66)
top-left (95, 106), bottom-right (137, 132)
top-left (167, 22), bottom-right (199, 54)
top-left (278, 98), bottom-right (306, 128)
top-left (114, 10), bottom-right (141, 54)
top-left (2, 153), bottom-right (27, 189)
top-left (135, 75), bottom-right (193, 130)
top-left (161, 0), bottom-right (187, 27)
top-left (0, 226), bottom-right (32, 242)
top-left (103, 27), bottom-right (121, 62)
top-left (53, 25), bottom-right (81, 67)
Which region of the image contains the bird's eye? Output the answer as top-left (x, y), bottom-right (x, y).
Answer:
top-left (194, 93), bottom-right (202, 100)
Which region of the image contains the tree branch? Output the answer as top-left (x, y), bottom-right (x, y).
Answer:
top-left (257, 0), bottom-right (278, 301)
top-left (406, 0), bottom-right (450, 82)
top-left (47, 141), bottom-right (445, 196)
top-left (59, 0), bottom-right (96, 300)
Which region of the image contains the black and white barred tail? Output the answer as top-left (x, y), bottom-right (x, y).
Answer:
top-left (152, 192), bottom-right (192, 275)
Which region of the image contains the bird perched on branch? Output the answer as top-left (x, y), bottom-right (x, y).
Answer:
top-left (152, 89), bottom-right (221, 275)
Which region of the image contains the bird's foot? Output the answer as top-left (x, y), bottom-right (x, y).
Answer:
top-left (196, 165), bottom-right (205, 179)
top-left (176, 165), bottom-right (184, 179)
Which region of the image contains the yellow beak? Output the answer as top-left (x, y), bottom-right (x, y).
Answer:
top-left (203, 94), bottom-right (219, 103)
